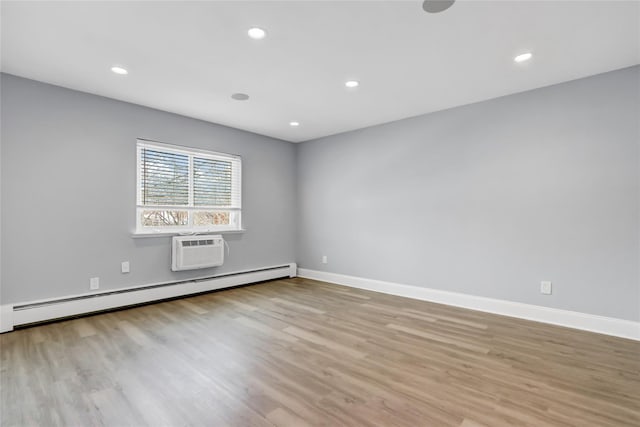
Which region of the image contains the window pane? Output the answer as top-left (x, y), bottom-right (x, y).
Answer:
top-left (140, 149), bottom-right (189, 206)
top-left (193, 211), bottom-right (230, 226)
top-left (141, 210), bottom-right (188, 227)
top-left (136, 140), bottom-right (242, 233)
top-left (193, 157), bottom-right (232, 207)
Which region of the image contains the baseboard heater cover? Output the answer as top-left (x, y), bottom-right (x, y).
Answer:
top-left (1, 263), bottom-right (296, 332)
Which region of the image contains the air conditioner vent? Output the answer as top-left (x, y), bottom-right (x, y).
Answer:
top-left (182, 239), bottom-right (215, 247)
top-left (172, 235), bottom-right (224, 271)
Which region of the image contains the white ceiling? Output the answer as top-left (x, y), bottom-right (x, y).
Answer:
top-left (2, 1), bottom-right (639, 143)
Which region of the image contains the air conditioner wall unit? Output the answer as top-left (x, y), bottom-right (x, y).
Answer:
top-left (172, 235), bottom-right (224, 271)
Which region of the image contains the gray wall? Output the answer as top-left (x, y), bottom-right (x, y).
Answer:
top-left (2, 67), bottom-right (639, 322)
top-left (1, 73), bottom-right (296, 304)
top-left (297, 66), bottom-right (640, 322)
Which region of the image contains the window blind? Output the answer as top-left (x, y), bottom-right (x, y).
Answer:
top-left (140, 149), bottom-right (189, 206)
top-left (193, 156), bottom-right (241, 208)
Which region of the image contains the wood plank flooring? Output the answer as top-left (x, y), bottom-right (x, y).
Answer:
top-left (1, 277), bottom-right (639, 426)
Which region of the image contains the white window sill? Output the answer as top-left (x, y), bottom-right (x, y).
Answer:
top-left (131, 229), bottom-right (246, 239)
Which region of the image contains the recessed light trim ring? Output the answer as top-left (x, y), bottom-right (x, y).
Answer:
top-left (248, 27), bottom-right (266, 40)
top-left (514, 52), bottom-right (533, 63)
top-left (111, 66), bottom-right (128, 75)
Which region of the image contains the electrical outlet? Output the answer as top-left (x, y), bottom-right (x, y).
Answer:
top-left (540, 281), bottom-right (552, 295)
top-left (121, 261), bottom-right (130, 273)
top-left (322, 255), bottom-right (328, 264)
top-left (90, 277), bottom-right (100, 290)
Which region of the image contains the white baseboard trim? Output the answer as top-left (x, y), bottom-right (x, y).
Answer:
top-left (297, 268), bottom-right (640, 341)
top-left (0, 263), bottom-right (296, 333)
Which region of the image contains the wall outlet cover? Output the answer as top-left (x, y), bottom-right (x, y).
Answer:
top-left (540, 281), bottom-right (552, 295)
top-left (90, 277), bottom-right (100, 290)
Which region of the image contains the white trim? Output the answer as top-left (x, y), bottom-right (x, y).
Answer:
top-left (0, 304), bottom-right (13, 333)
top-left (1, 263), bottom-right (296, 333)
top-left (288, 263), bottom-right (297, 278)
top-left (137, 138), bottom-right (242, 162)
top-left (297, 268), bottom-right (640, 341)
top-left (131, 229), bottom-right (246, 238)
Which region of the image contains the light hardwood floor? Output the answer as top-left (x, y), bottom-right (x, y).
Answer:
top-left (1, 277), bottom-right (639, 426)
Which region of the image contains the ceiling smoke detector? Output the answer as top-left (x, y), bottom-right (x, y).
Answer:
top-left (231, 93), bottom-right (250, 101)
top-left (422, 0), bottom-right (455, 14)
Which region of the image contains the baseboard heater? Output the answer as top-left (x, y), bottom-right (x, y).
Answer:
top-left (1, 263), bottom-right (296, 332)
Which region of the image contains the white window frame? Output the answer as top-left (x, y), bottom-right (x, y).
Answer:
top-left (135, 139), bottom-right (242, 234)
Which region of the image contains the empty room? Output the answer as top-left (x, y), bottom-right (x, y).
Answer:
top-left (1, 1), bottom-right (639, 426)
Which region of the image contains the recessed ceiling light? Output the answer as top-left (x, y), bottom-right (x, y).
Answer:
top-left (289, 121), bottom-right (300, 127)
top-left (248, 27), bottom-right (266, 40)
top-left (345, 80), bottom-right (360, 88)
top-left (231, 93), bottom-right (250, 101)
top-left (514, 52), bottom-right (533, 63)
top-left (111, 66), bottom-right (128, 75)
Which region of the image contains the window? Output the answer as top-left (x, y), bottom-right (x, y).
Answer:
top-left (136, 139), bottom-right (241, 234)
